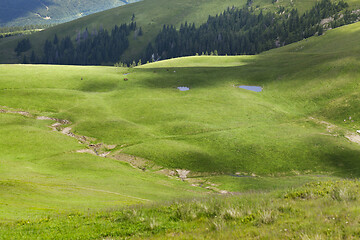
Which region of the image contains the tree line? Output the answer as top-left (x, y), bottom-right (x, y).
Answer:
top-left (42, 22), bottom-right (136, 65)
top-left (16, 0), bottom-right (358, 65)
top-left (144, 0), bottom-right (352, 62)
top-left (21, 22), bottom-right (136, 64)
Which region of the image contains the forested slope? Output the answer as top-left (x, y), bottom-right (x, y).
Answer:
top-left (2, 0), bottom-right (359, 64)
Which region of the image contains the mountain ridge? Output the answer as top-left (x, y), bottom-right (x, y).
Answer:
top-left (0, 0), bottom-right (137, 26)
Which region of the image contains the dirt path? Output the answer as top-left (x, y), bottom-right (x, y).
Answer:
top-left (308, 117), bottom-right (338, 135)
top-left (308, 117), bottom-right (360, 145)
top-left (345, 134), bottom-right (360, 144)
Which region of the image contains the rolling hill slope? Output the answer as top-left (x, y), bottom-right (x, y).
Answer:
top-left (1, 21), bottom-right (360, 176)
top-left (0, 0), bottom-right (360, 239)
top-left (0, 0), bottom-right (137, 27)
top-left (0, 21), bottom-right (360, 238)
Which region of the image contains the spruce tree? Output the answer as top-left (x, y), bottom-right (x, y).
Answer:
top-left (22, 55), bottom-right (27, 64)
top-left (53, 34), bottom-right (58, 45)
top-left (30, 50), bottom-right (36, 63)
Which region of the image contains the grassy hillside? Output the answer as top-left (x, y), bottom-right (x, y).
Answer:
top-left (0, 0), bottom-right (136, 27)
top-left (1, 22), bottom-right (360, 175)
top-left (0, 19), bottom-right (360, 238)
top-left (2, 0), bottom-right (358, 64)
top-left (0, 111), bottom-right (205, 222)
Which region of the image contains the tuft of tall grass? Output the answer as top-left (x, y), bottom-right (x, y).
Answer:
top-left (331, 187), bottom-right (357, 201)
top-left (258, 209), bottom-right (277, 224)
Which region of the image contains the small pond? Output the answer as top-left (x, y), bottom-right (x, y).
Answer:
top-left (177, 87), bottom-right (190, 91)
top-left (237, 85), bottom-right (262, 92)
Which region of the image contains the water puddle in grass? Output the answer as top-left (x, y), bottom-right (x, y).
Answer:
top-left (237, 86), bottom-right (262, 92)
top-left (177, 87), bottom-right (190, 91)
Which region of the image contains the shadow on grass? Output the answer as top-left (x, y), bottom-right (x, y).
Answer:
top-left (134, 52), bottom-right (360, 90)
top-left (79, 81), bottom-right (119, 92)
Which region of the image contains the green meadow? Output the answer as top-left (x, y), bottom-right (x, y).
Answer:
top-left (0, 20), bottom-right (360, 238)
top-left (1, 180), bottom-right (360, 239)
top-left (0, 112), bottom-right (205, 221)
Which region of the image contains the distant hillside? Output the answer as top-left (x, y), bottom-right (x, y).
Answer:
top-left (0, 0), bottom-right (309, 63)
top-left (0, 0), bottom-right (359, 64)
top-left (0, 0), bottom-right (137, 27)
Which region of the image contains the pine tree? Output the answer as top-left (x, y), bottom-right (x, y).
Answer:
top-left (22, 55), bottom-right (27, 64)
top-left (15, 38), bottom-right (31, 56)
top-left (53, 34), bottom-right (58, 45)
top-left (30, 50), bottom-right (36, 63)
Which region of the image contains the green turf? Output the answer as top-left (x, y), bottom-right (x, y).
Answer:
top-left (0, 112), bottom-right (206, 221)
top-left (1, 23), bottom-right (360, 176)
top-left (0, 20), bottom-right (360, 236)
top-left (1, 179), bottom-right (359, 239)
top-left (201, 174), bottom-right (341, 192)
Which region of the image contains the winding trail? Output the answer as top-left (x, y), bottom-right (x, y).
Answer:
top-left (308, 117), bottom-right (360, 145)
top-left (345, 134), bottom-right (360, 144)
